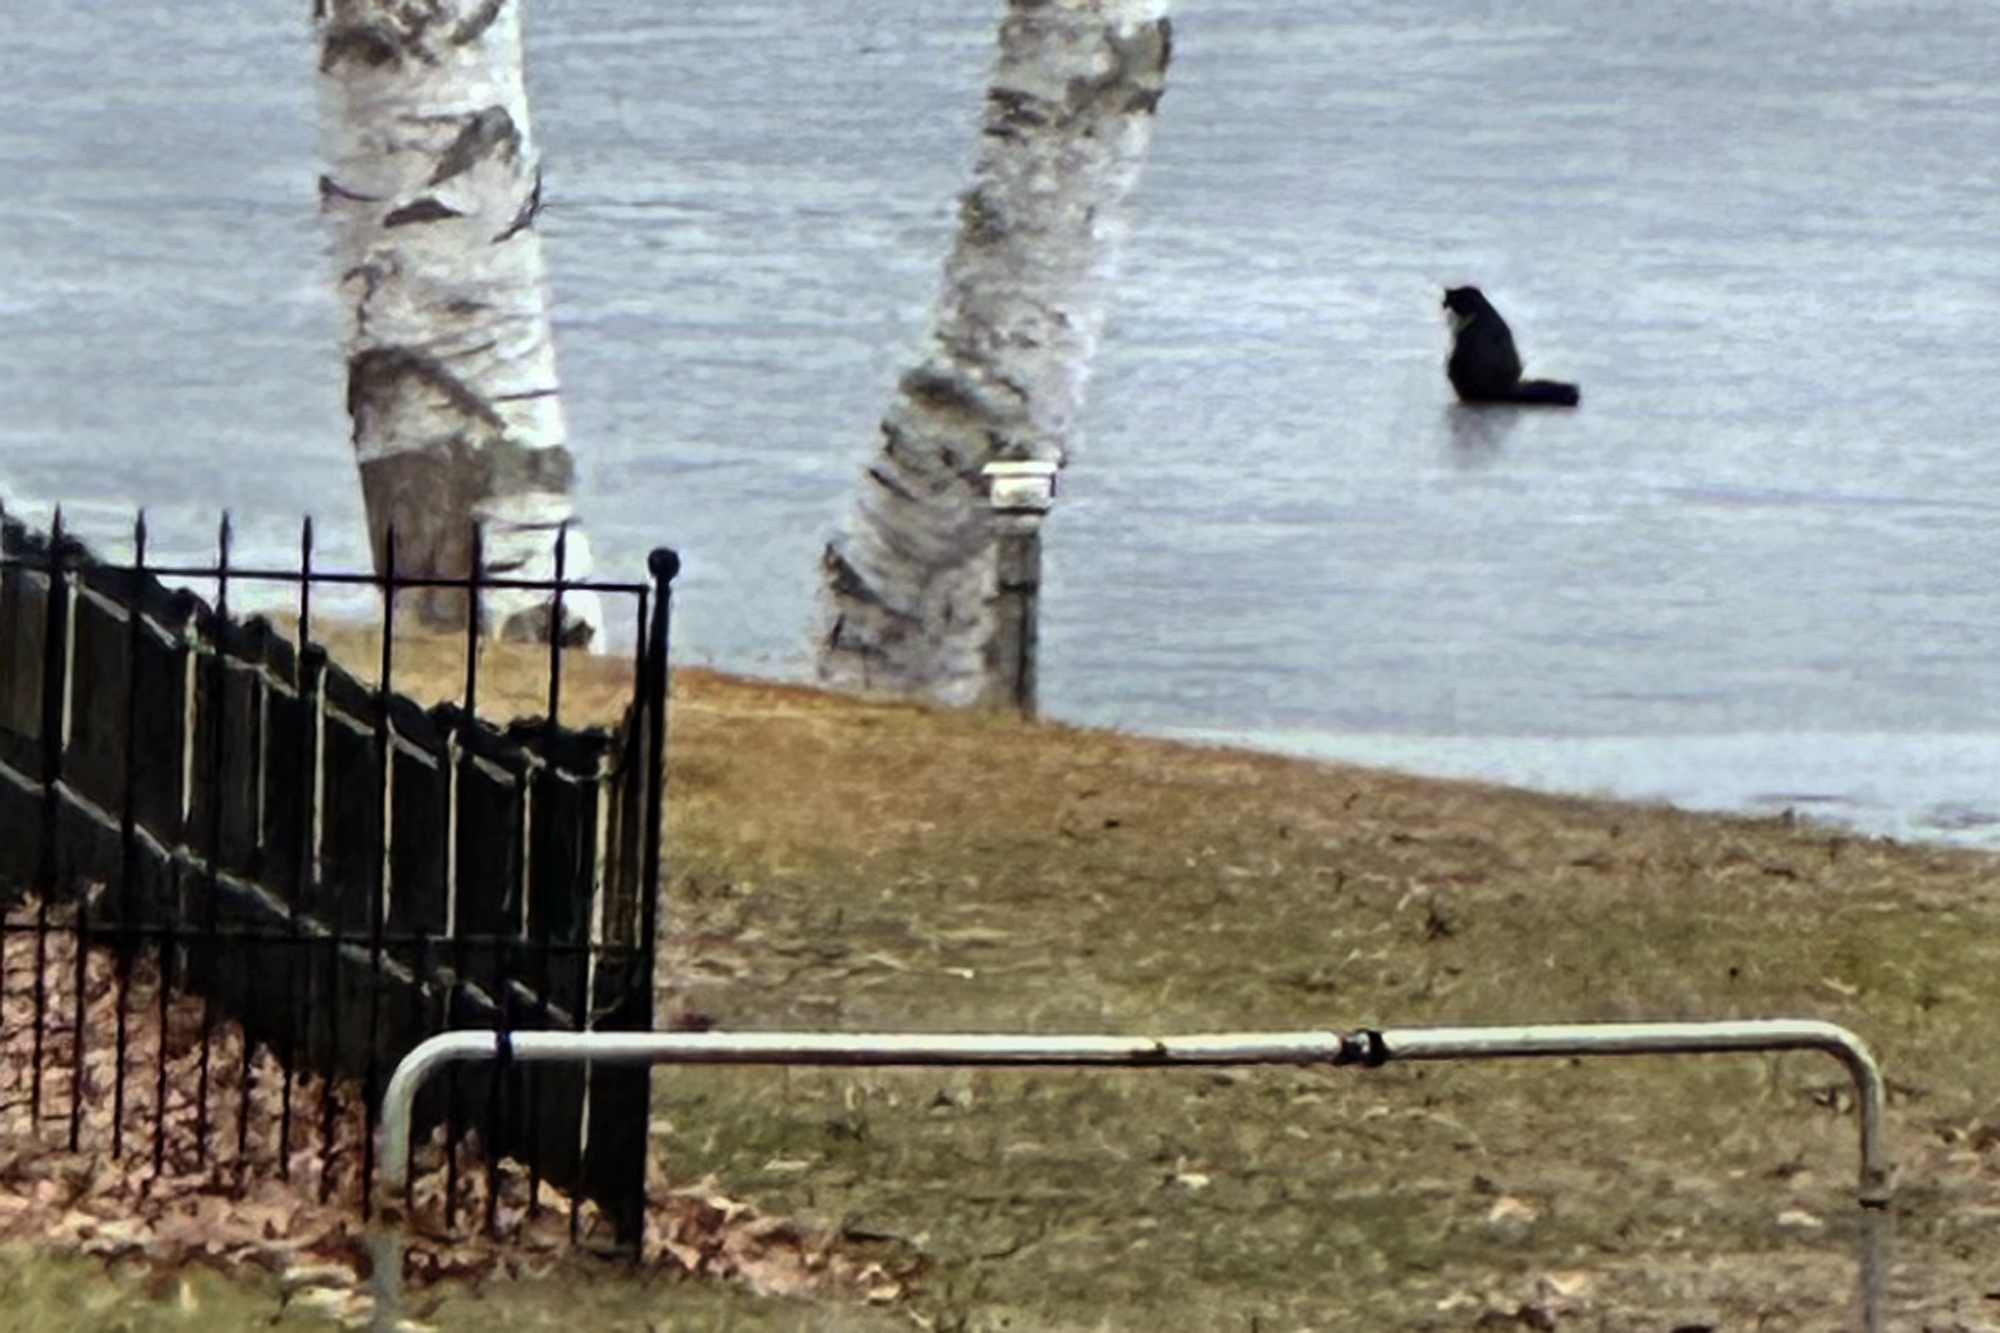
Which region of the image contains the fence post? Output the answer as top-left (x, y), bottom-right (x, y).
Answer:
top-left (33, 511), bottom-right (74, 891)
top-left (364, 524), bottom-right (399, 1216)
top-left (545, 523), bottom-right (568, 724)
top-left (639, 547), bottom-right (677, 1014)
top-left (190, 512), bottom-right (235, 1164)
top-left (981, 460), bottom-right (1058, 717)
top-left (30, 510), bottom-right (75, 1124)
top-left (106, 510), bottom-right (151, 1158)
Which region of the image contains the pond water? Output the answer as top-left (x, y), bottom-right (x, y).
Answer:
top-left (4, 0), bottom-right (1998, 847)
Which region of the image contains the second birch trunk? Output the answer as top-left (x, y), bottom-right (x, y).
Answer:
top-left (819, 0), bottom-right (1172, 705)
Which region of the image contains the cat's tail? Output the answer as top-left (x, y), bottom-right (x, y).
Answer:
top-left (1509, 379), bottom-right (1581, 407)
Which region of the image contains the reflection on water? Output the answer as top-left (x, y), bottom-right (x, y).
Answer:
top-left (1443, 407), bottom-right (1524, 465)
top-left (4, 1), bottom-right (2000, 846)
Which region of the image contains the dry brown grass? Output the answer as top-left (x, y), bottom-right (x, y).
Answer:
top-left (637, 661), bottom-right (2000, 1331)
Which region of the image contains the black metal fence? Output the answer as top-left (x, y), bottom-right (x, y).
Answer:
top-left (0, 504), bottom-right (675, 1249)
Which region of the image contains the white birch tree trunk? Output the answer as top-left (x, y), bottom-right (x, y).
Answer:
top-left (818, 0), bottom-right (1172, 705)
top-left (315, 0), bottom-right (600, 645)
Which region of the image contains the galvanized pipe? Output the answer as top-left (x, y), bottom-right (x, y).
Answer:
top-left (369, 1020), bottom-right (1890, 1333)
top-left (375, 1026), bottom-right (1363, 1192)
top-left (1377, 1019), bottom-right (1891, 1204)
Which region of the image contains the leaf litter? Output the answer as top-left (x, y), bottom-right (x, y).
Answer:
top-left (0, 899), bottom-right (910, 1326)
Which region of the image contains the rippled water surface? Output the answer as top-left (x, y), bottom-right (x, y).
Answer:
top-left (4, 1), bottom-right (1999, 845)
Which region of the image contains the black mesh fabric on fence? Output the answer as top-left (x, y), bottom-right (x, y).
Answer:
top-left (0, 505), bottom-right (675, 1250)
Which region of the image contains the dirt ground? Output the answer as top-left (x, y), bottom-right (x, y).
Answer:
top-left (19, 633), bottom-right (2000, 1330)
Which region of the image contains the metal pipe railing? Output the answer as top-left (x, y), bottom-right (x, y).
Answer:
top-left (368, 1020), bottom-right (1891, 1332)
top-left (1376, 1019), bottom-right (1890, 1203)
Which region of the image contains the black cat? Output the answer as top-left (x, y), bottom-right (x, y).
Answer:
top-left (1442, 286), bottom-right (1580, 407)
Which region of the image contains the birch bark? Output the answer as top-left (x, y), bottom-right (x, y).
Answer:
top-left (316, 0), bottom-right (600, 644)
top-left (819, 0), bottom-right (1172, 705)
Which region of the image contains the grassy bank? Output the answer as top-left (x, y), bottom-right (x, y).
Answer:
top-left (642, 664), bottom-right (2000, 1332)
top-left (27, 632), bottom-right (2000, 1329)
